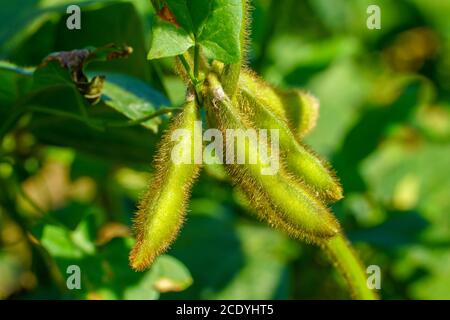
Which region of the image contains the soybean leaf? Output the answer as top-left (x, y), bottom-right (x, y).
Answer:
top-left (0, 60), bottom-right (167, 164)
top-left (149, 0), bottom-right (243, 63)
top-left (100, 73), bottom-right (170, 132)
top-left (54, 2), bottom-right (154, 83)
top-left (0, 0), bottom-right (48, 56)
top-left (34, 49), bottom-right (170, 130)
top-left (28, 108), bottom-right (162, 166)
top-left (151, 255), bottom-right (193, 293)
top-left (148, 19), bottom-right (194, 60)
top-left (32, 60), bottom-right (75, 90)
top-left (4, 2), bottom-right (167, 93)
top-left (195, 0), bottom-right (243, 63)
top-left (1, 1), bottom-right (114, 58)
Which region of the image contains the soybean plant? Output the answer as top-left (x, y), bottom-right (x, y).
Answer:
top-left (130, 0), bottom-right (378, 300)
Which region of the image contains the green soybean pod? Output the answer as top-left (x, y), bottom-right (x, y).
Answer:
top-left (237, 80), bottom-right (342, 203)
top-left (239, 69), bottom-right (319, 138)
top-left (206, 74), bottom-right (340, 241)
top-left (130, 95), bottom-right (201, 271)
top-left (235, 186), bottom-right (329, 243)
top-left (279, 89), bottom-right (319, 139)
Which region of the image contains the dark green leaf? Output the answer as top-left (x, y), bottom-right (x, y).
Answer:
top-left (101, 73), bottom-right (170, 132)
top-left (196, 0), bottom-right (243, 63)
top-left (149, 0), bottom-right (243, 63)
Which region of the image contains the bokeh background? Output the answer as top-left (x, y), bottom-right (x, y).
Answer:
top-left (0, 0), bottom-right (449, 299)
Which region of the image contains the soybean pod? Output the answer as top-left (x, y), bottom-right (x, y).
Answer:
top-left (238, 72), bottom-right (342, 203)
top-left (130, 95), bottom-right (201, 271)
top-left (239, 69), bottom-right (319, 138)
top-left (205, 74), bottom-right (340, 241)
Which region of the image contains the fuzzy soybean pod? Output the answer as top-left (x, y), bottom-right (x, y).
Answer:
top-left (205, 74), bottom-right (340, 241)
top-left (239, 69), bottom-right (319, 138)
top-left (279, 89), bottom-right (320, 139)
top-left (130, 96), bottom-right (201, 271)
top-left (237, 75), bottom-right (342, 203)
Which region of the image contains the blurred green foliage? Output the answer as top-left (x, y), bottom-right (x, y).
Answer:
top-left (0, 0), bottom-right (449, 299)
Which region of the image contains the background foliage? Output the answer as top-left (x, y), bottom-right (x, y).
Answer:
top-left (0, 0), bottom-right (449, 299)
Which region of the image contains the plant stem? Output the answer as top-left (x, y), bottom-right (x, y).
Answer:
top-left (194, 44), bottom-right (200, 79)
top-left (178, 53), bottom-right (203, 104)
top-left (179, 54), bottom-right (195, 83)
top-left (321, 233), bottom-right (379, 300)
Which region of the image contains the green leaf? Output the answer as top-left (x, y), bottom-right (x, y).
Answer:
top-left (37, 44), bottom-right (134, 103)
top-left (149, 0), bottom-right (243, 63)
top-left (196, 0), bottom-right (243, 63)
top-left (151, 255), bottom-right (193, 293)
top-left (40, 224), bottom-right (85, 260)
top-left (54, 3), bottom-right (153, 82)
top-left (32, 58), bottom-right (170, 130)
top-left (32, 60), bottom-right (74, 90)
top-left (27, 61), bottom-right (167, 164)
top-left (165, 0), bottom-right (209, 32)
top-left (0, 59), bottom-right (169, 164)
top-left (101, 73), bottom-right (170, 132)
top-left (3, 2), bottom-right (156, 83)
top-left (28, 109), bottom-right (162, 165)
top-left (0, 0), bottom-right (47, 55)
top-left (49, 202), bottom-right (92, 231)
top-left (148, 19), bottom-right (194, 60)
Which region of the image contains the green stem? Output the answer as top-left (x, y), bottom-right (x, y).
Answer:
top-left (179, 54), bottom-right (195, 83)
top-left (178, 53), bottom-right (203, 104)
top-left (322, 233), bottom-right (379, 300)
top-left (194, 44), bottom-right (200, 80)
